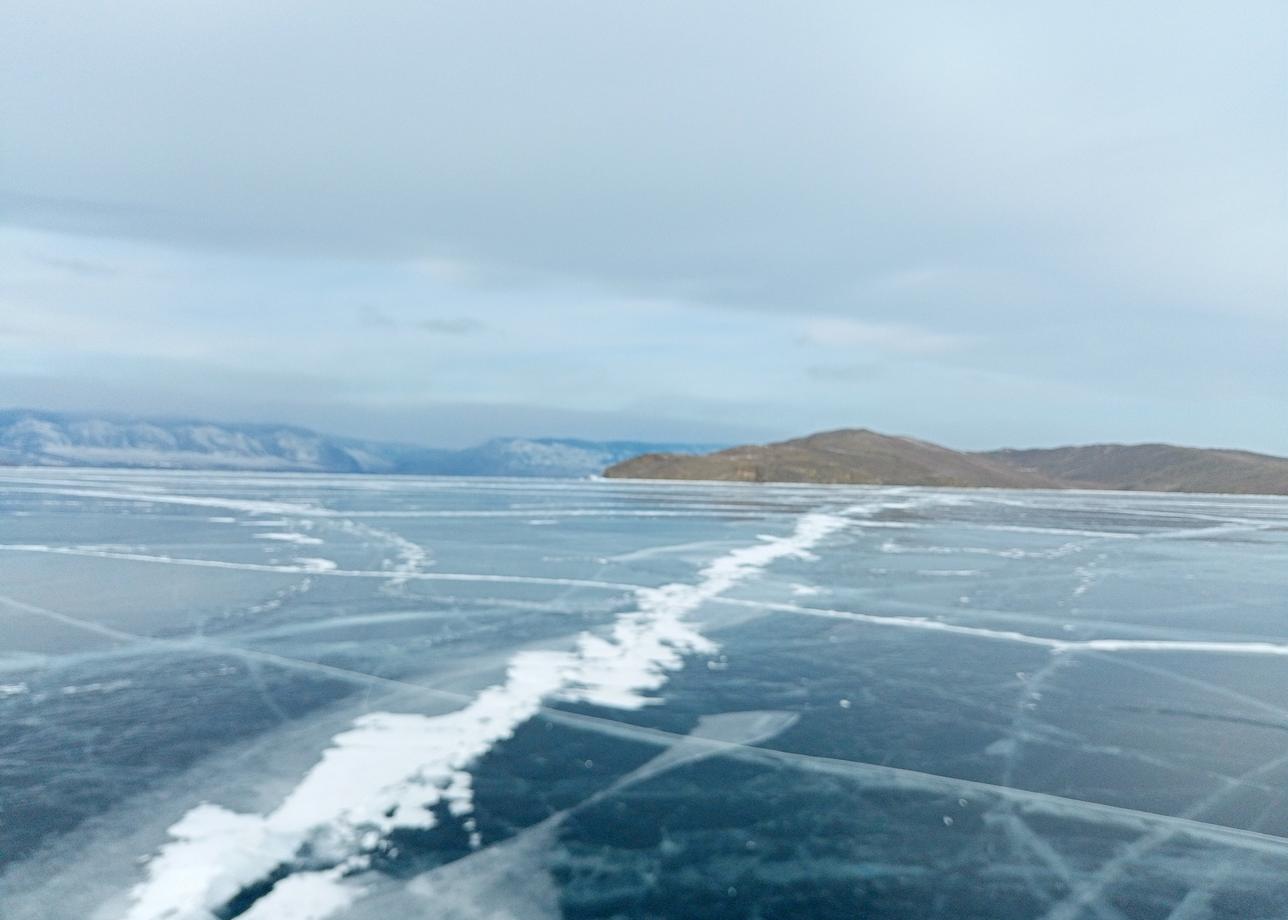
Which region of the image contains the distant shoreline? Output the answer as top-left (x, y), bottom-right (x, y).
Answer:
top-left (603, 428), bottom-right (1288, 498)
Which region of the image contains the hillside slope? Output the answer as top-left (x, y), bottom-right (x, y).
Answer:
top-left (983, 444), bottom-right (1288, 495)
top-left (605, 429), bottom-right (1060, 488)
top-left (606, 429), bottom-right (1288, 495)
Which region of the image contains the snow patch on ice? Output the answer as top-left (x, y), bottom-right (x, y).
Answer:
top-left (985, 738), bottom-right (1020, 758)
top-left (59, 679), bottom-right (134, 696)
top-left (238, 869), bottom-right (362, 920)
top-left (331, 520), bottom-right (429, 589)
top-left (122, 509), bottom-right (851, 920)
top-left (254, 532), bottom-right (324, 546)
top-left (8, 485), bottom-right (324, 518)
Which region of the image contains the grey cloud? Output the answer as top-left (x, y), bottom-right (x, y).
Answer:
top-left (418, 318), bottom-right (486, 335)
top-left (806, 364), bottom-right (886, 383)
top-left (1, 2), bottom-right (1284, 453)
top-left (356, 308), bottom-right (486, 334)
top-left (2, 2), bottom-right (1282, 325)
top-left (357, 306), bottom-right (397, 328)
top-left (797, 319), bottom-right (975, 355)
top-left (27, 252), bottom-right (117, 278)
top-left (0, 369), bottom-right (773, 448)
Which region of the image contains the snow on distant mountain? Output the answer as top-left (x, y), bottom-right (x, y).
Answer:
top-left (420, 437), bottom-right (727, 478)
top-left (0, 410), bottom-right (395, 472)
top-left (0, 411), bottom-right (720, 478)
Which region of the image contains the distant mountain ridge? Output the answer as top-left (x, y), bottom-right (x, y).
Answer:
top-left (605, 429), bottom-right (1059, 489)
top-left (0, 410), bottom-right (720, 478)
top-left (406, 436), bottom-right (728, 478)
top-left (981, 444), bottom-right (1288, 496)
top-left (604, 428), bottom-right (1288, 496)
top-left (11, 412), bottom-right (1286, 495)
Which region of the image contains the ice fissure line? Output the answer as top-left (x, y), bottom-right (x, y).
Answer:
top-left (711, 598), bottom-right (1288, 658)
top-left (119, 509), bottom-right (851, 920)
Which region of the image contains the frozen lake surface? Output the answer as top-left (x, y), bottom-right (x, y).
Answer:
top-left (2, 469), bottom-right (1288, 919)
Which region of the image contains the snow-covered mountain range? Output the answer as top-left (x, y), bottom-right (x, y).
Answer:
top-left (0, 410), bottom-right (720, 478)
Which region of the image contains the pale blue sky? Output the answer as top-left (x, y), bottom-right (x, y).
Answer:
top-left (2, 1), bottom-right (1285, 450)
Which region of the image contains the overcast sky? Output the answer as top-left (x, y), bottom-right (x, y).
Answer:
top-left (2, 1), bottom-right (1285, 450)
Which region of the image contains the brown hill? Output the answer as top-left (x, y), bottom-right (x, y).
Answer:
top-left (604, 429), bottom-right (1061, 488)
top-left (982, 444), bottom-right (1288, 495)
top-left (604, 429), bottom-right (1288, 495)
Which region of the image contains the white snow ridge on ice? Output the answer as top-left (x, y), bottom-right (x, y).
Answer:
top-left (116, 510), bottom-right (850, 920)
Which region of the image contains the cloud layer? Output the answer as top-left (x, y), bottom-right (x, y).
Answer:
top-left (2, 1), bottom-right (1284, 450)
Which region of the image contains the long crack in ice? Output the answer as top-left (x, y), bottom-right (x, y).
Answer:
top-left (118, 509), bottom-right (851, 920)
